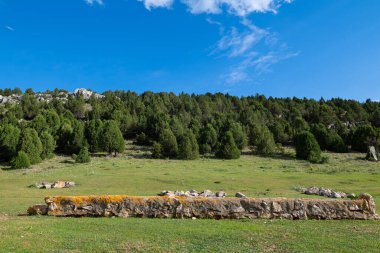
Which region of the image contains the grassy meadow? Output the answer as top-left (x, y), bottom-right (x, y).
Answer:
top-left (1, 145), bottom-right (380, 252)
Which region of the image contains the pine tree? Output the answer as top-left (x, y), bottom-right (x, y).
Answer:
top-left (40, 131), bottom-right (56, 160)
top-left (199, 123), bottom-right (217, 154)
top-left (11, 151), bottom-right (31, 169)
top-left (216, 131), bottom-right (240, 159)
top-left (76, 146), bottom-right (91, 163)
top-left (101, 120), bottom-right (125, 156)
top-left (159, 128), bottom-right (178, 158)
top-left (0, 124), bottom-right (21, 161)
top-left (178, 130), bottom-right (199, 160)
top-left (295, 131), bottom-right (322, 163)
top-left (19, 128), bottom-right (43, 164)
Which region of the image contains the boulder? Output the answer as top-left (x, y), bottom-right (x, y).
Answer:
top-left (235, 192), bottom-right (246, 198)
top-left (305, 186), bottom-right (320, 195)
top-left (199, 190), bottom-right (215, 197)
top-left (52, 181), bottom-right (67, 189)
top-left (216, 191), bottom-right (226, 198)
top-left (27, 204), bottom-right (48, 215)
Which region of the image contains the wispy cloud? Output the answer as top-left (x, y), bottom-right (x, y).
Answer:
top-left (5, 26), bottom-right (15, 31)
top-left (209, 18), bottom-right (298, 84)
top-left (138, 0), bottom-right (174, 10)
top-left (182, 0), bottom-right (292, 16)
top-left (84, 0), bottom-right (103, 6)
top-left (88, 0), bottom-right (291, 15)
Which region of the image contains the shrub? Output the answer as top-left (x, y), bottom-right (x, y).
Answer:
top-left (151, 141), bottom-right (162, 158)
top-left (75, 147), bottom-right (91, 163)
top-left (40, 131), bottom-right (56, 160)
top-left (19, 128), bottom-right (43, 164)
top-left (102, 120), bottom-right (125, 156)
top-left (178, 130), bottom-right (199, 160)
top-left (216, 131), bottom-right (240, 159)
top-left (295, 131), bottom-right (322, 163)
top-left (11, 151), bottom-right (31, 169)
top-left (159, 128), bottom-right (178, 158)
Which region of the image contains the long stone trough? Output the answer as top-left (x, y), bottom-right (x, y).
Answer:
top-left (28, 194), bottom-right (379, 220)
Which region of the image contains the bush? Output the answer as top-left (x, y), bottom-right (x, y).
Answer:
top-left (40, 131), bottom-right (56, 160)
top-left (159, 128), bottom-right (178, 158)
top-left (151, 142), bottom-right (162, 158)
top-left (178, 130), bottom-right (199, 160)
top-left (11, 151), bottom-right (31, 169)
top-left (216, 131), bottom-right (240, 159)
top-left (295, 131), bottom-right (322, 163)
top-left (75, 147), bottom-right (91, 163)
top-left (19, 128), bottom-right (43, 165)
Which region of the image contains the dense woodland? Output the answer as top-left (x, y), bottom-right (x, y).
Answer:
top-left (0, 88), bottom-right (380, 168)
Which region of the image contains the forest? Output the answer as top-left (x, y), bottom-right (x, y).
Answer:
top-left (0, 88), bottom-right (380, 169)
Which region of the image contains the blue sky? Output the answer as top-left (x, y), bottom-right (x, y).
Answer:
top-left (0, 0), bottom-right (379, 100)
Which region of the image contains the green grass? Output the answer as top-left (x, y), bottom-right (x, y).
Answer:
top-left (1, 146), bottom-right (380, 252)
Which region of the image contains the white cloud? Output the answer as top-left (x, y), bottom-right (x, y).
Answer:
top-left (84, 0), bottom-right (103, 5)
top-left (138, 0), bottom-right (174, 10)
top-left (182, 0), bottom-right (292, 16)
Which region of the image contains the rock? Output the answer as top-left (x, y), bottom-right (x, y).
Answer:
top-left (305, 186), bottom-right (320, 195)
top-left (27, 204), bottom-right (48, 215)
top-left (235, 192), bottom-right (246, 198)
top-left (337, 192), bottom-right (347, 198)
top-left (65, 181), bottom-right (75, 187)
top-left (367, 146), bottom-right (378, 161)
top-left (331, 191), bottom-right (341, 198)
top-left (216, 191), bottom-right (226, 198)
top-left (200, 190), bottom-right (215, 197)
top-left (347, 193), bottom-right (356, 199)
top-left (189, 190), bottom-right (198, 197)
top-left (52, 181), bottom-right (67, 189)
top-left (319, 188), bottom-right (332, 197)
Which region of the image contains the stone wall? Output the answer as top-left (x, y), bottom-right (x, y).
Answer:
top-left (28, 194), bottom-right (379, 220)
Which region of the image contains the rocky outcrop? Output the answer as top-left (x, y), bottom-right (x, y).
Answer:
top-left (27, 194), bottom-right (379, 220)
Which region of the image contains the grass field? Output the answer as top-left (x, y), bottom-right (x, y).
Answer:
top-left (1, 146), bottom-right (380, 252)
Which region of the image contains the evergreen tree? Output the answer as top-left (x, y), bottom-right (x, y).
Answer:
top-left (102, 120), bottom-right (125, 156)
top-left (351, 125), bottom-right (379, 152)
top-left (0, 124), bottom-right (21, 161)
top-left (295, 131), bottom-right (322, 163)
top-left (19, 128), bottom-right (43, 164)
top-left (228, 122), bottom-right (248, 150)
top-left (76, 146), bottom-right (91, 163)
top-left (85, 119), bottom-right (104, 152)
top-left (178, 130), bottom-right (199, 160)
top-left (199, 123), bottom-right (217, 154)
top-left (40, 131), bottom-right (56, 160)
top-left (216, 131), bottom-right (240, 159)
top-left (31, 114), bottom-right (48, 134)
top-left (151, 141), bottom-right (162, 158)
top-left (11, 151), bottom-right (31, 169)
top-left (249, 124), bottom-right (276, 155)
top-left (159, 128), bottom-right (178, 158)
top-left (21, 93), bottom-right (39, 119)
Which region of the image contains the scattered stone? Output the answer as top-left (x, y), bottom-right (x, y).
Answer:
top-left (235, 192), bottom-right (246, 198)
top-left (216, 191), bottom-right (226, 198)
top-left (303, 186), bottom-right (353, 199)
top-left (347, 193), bottom-right (356, 199)
top-left (305, 186), bottom-right (319, 195)
top-left (32, 181), bottom-right (76, 189)
top-left (199, 190), bottom-right (215, 197)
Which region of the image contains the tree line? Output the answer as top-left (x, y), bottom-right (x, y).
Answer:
top-left (1, 88), bottom-right (380, 168)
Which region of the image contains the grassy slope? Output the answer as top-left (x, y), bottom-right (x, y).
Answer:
top-left (0, 146), bottom-right (379, 252)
